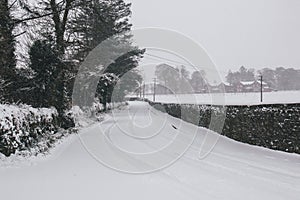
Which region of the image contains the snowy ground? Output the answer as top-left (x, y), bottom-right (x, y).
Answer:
top-left (0, 101), bottom-right (300, 200)
top-left (142, 90), bottom-right (300, 105)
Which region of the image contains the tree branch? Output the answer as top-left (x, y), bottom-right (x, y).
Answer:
top-left (8, 0), bottom-right (18, 10)
top-left (13, 31), bottom-right (27, 38)
top-left (14, 12), bottom-right (54, 24)
top-left (16, 0), bottom-right (85, 25)
top-left (62, 0), bottom-right (74, 33)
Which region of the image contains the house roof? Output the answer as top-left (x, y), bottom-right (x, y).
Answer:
top-left (216, 82), bottom-right (231, 87)
top-left (240, 81), bottom-right (255, 85)
top-left (240, 80), bottom-right (268, 86)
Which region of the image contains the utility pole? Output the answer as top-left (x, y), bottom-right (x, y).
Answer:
top-left (139, 82), bottom-right (142, 98)
top-left (260, 75), bottom-right (263, 103)
top-left (153, 78), bottom-right (157, 102)
top-left (143, 82), bottom-right (145, 99)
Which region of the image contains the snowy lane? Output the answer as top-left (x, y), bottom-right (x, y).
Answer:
top-left (1, 101), bottom-right (300, 200)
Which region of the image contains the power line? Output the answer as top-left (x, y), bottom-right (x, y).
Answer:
top-left (144, 52), bottom-right (229, 74)
top-left (260, 75), bottom-right (263, 102)
top-left (145, 53), bottom-right (190, 66)
top-left (153, 78), bottom-right (157, 102)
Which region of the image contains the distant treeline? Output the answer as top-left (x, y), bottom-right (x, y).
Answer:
top-left (226, 66), bottom-right (300, 91)
top-left (153, 64), bottom-right (300, 95)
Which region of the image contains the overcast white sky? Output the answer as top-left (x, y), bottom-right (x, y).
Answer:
top-left (127, 0), bottom-right (300, 80)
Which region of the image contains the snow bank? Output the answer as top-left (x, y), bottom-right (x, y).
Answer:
top-left (150, 102), bottom-right (300, 154)
top-left (67, 102), bottom-right (128, 127)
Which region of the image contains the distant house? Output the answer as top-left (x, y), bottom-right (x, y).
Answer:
top-left (207, 80), bottom-right (273, 93)
top-left (240, 81), bottom-right (257, 92)
top-left (207, 82), bottom-right (234, 93)
top-left (236, 80), bottom-right (273, 93)
top-left (193, 84), bottom-right (209, 94)
top-left (218, 82), bottom-right (235, 93)
top-left (208, 83), bottom-right (220, 93)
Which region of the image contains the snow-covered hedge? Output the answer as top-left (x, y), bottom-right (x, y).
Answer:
top-left (150, 102), bottom-right (300, 154)
top-left (0, 104), bottom-right (59, 156)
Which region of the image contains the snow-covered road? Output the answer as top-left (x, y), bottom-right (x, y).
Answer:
top-left (1, 101), bottom-right (300, 200)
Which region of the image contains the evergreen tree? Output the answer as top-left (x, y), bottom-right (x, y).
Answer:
top-left (69, 0), bottom-right (133, 62)
top-left (239, 66), bottom-right (255, 81)
top-left (0, 75), bottom-right (5, 103)
top-left (28, 40), bottom-right (62, 107)
top-left (69, 0), bottom-right (144, 109)
top-left (225, 70), bottom-right (234, 85)
top-left (225, 66), bottom-right (255, 86)
top-left (190, 70), bottom-right (207, 93)
top-left (0, 0), bottom-right (17, 101)
top-left (178, 66), bottom-right (192, 94)
top-left (96, 73), bottom-right (119, 111)
top-left (258, 68), bottom-right (277, 90)
top-left (112, 69), bottom-right (142, 102)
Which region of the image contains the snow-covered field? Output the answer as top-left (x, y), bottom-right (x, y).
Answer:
top-left (143, 90), bottom-right (300, 105)
top-left (1, 101), bottom-right (299, 200)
